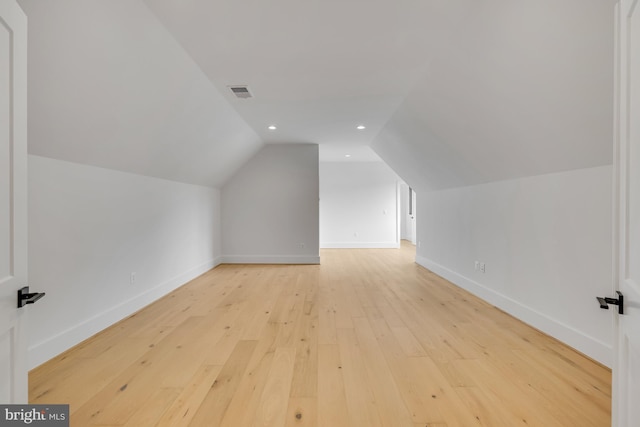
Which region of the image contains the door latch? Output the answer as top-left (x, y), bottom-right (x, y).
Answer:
top-left (596, 291), bottom-right (623, 314)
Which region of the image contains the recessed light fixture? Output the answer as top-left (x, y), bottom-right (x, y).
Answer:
top-left (345, 154), bottom-right (351, 158)
top-left (356, 125), bottom-right (366, 130)
top-left (268, 125), bottom-right (277, 130)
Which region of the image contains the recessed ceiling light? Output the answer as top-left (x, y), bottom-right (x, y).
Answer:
top-left (345, 154), bottom-right (351, 158)
top-left (356, 125), bottom-right (366, 130)
top-left (268, 125), bottom-right (277, 130)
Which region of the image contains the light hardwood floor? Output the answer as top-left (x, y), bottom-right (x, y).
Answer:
top-left (30, 242), bottom-right (611, 426)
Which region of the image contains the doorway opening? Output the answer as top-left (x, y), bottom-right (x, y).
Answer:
top-left (399, 182), bottom-right (417, 256)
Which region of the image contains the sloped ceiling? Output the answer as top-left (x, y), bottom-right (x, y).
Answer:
top-left (371, 0), bottom-right (615, 191)
top-left (18, 0), bottom-right (615, 190)
top-left (18, 0), bottom-right (262, 187)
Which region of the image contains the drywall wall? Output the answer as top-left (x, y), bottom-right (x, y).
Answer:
top-left (320, 162), bottom-right (399, 248)
top-left (221, 144), bottom-right (319, 263)
top-left (415, 165), bottom-right (613, 366)
top-left (28, 155), bottom-right (221, 368)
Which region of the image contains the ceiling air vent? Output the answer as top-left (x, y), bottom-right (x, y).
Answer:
top-left (229, 85), bottom-right (253, 99)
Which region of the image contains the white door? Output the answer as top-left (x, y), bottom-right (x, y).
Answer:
top-left (614, 0), bottom-right (640, 425)
top-left (0, 0), bottom-right (28, 404)
top-left (410, 188), bottom-right (417, 245)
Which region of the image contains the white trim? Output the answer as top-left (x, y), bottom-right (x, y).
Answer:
top-left (320, 242), bottom-right (400, 249)
top-left (27, 258), bottom-right (221, 369)
top-left (221, 255), bottom-right (320, 264)
top-left (416, 255), bottom-right (612, 367)
top-left (612, 2), bottom-right (621, 424)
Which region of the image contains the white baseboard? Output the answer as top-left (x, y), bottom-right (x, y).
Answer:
top-left (320, 242), bottom-right (400, 249)
top-left (221, 255), bottom-right (320, 264)
top-left (415, 255), bottom-right (612, 367)
top-left (28, 258), bottom-right (221, 369)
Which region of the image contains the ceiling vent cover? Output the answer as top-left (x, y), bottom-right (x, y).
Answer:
top-left (229, 86), bottom-right (253, 99)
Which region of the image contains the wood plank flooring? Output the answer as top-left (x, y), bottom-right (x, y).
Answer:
top-left (29, 242), bottom-right (611, 426)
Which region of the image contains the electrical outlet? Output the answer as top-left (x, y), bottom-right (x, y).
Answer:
top-left (130, 272), bottom-right (136, 285)
top-left (475, 261), bottom-right (479, 271)
top-left (300, 243), bottom-right (305, 249)
top-left (480, 263), bottom-right (486, 273)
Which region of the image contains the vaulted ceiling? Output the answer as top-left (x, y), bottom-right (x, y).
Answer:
top-left (18, 0), bottom-right (615, 190)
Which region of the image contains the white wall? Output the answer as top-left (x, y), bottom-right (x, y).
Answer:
top-left (416, 165), bottom-right (613, 366)
top-left (28, 155), bottom-right (221, 368)
top-left (221, 144), bottom-right (320, 263)
top-left (320, 162), bottom-right (399, 248)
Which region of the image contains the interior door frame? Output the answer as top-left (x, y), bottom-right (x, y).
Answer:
top-left (611, 0), bottom-right (640, 424)
top-left (612, 2), bottom-right (621, 425)
top-left (0, 0), bottom-right (28, 403)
